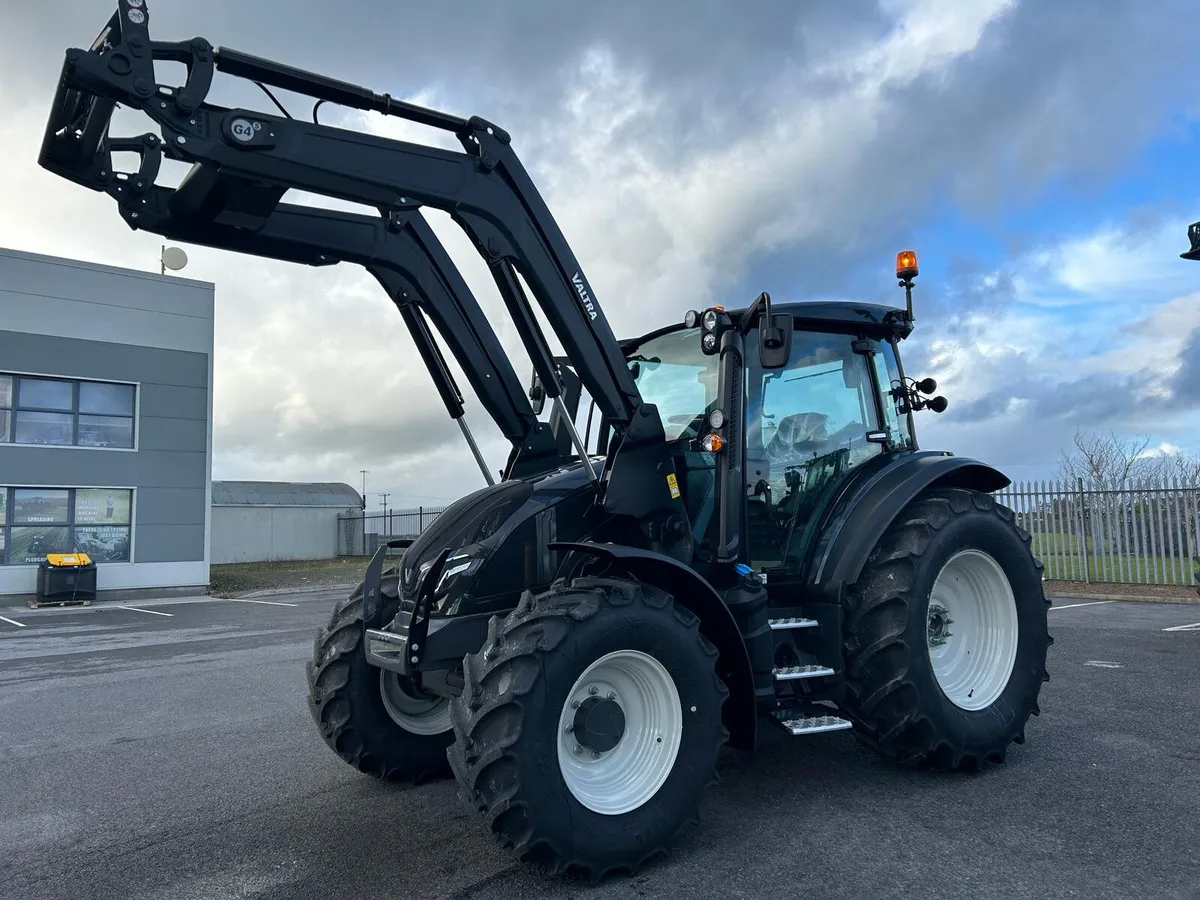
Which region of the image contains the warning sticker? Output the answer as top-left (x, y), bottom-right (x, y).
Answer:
top-left (666, 473), bottom-right (680, 499)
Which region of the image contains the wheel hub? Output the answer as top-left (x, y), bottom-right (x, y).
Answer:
top-left (555, 649), bottom-right (683, 816)
top-left (572, 694), bottom-right (626, 754)
top-left (927, 603), bottom-right (954, 647)
top-left (926, 549), bottom-right (1019, 711)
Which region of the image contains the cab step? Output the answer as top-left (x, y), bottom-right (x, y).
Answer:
top-left (770, 710), bottom-right (854, 736)
top-left (768, 616), bottom-right (819, 630)
top-left (773, 664), bottom-right (835, 681)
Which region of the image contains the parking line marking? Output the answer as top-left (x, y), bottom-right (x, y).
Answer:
top-left (222, 598), bottom-right (299, 608)
top-left (121, 606), bottom-right (174, 618)
top-left (1085, 660), bottom-right (1124, 668)
top-left (0, 614), bottom-right (28, 628)
top-left (1051, 600), bottom-right (1117, 611)
top-left (1162, 621), bottom-right (1200, 632)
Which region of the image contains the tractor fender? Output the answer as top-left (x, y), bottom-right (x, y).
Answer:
top-left (808, 452), bottom-right (1011, 597)
top-left (548, 540), bottom-right (757, 752)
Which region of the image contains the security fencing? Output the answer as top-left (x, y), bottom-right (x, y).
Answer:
top-left (336, 505), bottom-right (448, 557)
top-left (333, 480), bottom-right (1200, 588)
top-left (997, 478), bottom-right (1200, 587)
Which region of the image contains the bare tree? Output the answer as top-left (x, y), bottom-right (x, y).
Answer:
top-left (1057, 428), bottom-right (1200, 487)
top-left (1056, 429), bottom-right (1152, 488)
top-left (1145, 445), bottom-right (1200, 486)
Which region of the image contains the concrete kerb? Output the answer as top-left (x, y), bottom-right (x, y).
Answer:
top-left (225, 583), bottom-right (357, 600)
top-left (1048, 591), bottom-right (1200, 606)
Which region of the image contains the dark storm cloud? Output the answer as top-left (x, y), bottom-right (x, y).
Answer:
top-left (1170, 326), bottom-right (1200, 399)
top-left (8, 0), bottom-right (1200, 492)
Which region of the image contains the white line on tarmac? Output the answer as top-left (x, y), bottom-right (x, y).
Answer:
top-left (120, 606), bottom-right (175, 618)
top-left (221, 597), bottom-right (299, 608)
top-left (1051, 600), bottom-right (1117, 611)
top-left (1162, 621), bottom-right (1200, 632)
top-left (0, 614), bottom-right (28, 628)
top-left (1085, 660), bottom-right (1124, 668)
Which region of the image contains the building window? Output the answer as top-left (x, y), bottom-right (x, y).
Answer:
top-left (0, 373), bottom-right (135, 449)
top-left (0, 487), bottom-right (133, 565)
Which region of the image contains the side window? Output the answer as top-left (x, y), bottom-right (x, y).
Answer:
top-left (745, 332), bottom-right (883, 573)
top-left (871, 339), bottom-right (914, 450)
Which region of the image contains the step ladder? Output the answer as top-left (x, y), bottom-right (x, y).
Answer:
top-left (770, 710), bottom-right (854, 735)
top-left (772, 664), bottom-right (835, 681)
top-left (768, 616), bottom-right (819, 631)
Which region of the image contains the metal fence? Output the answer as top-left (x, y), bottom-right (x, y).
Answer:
top-left (334, 480), bottom-right (1200, 588)
top-left (997, 478), bottom-right (1200, 587)
top-left (336, 505), bottom-right (448, 556)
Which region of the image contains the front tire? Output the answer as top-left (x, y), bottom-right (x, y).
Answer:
top-left (447, 576), bottom-right (728, 881)
top-left (842, 487), bottom-right (1052, 771)
top-left (306, 570), bottom-right (455, 782)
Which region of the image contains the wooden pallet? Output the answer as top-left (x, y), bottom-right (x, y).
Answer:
top-left (25, 595), bottom-right (93, 609)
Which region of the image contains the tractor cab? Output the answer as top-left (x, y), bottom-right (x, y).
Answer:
top-left (569, 252), bottom-right (948, 584)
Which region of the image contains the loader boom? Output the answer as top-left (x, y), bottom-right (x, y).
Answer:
top-left (95, 152), bottom-right (564, 481)
top-left (41, 2), bottom-right (691, 548)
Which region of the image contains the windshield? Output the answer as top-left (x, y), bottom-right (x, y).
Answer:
top-left (626, 327), bottom-right (718, 441)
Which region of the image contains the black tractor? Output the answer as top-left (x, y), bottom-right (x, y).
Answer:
top-left (39, 2), bottom-right (1052, 881)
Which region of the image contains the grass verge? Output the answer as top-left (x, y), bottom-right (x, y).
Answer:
top-left (1044, 579), bottom-right (1199, 604)
top-left (208, 556), bottom-right (367, 598)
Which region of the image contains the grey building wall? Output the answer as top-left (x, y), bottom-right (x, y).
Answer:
top-left (0, 246), bottom-right (214, 595)
top-left (210, 481), bottom-right (360, 564)
top-left (210, 507), bottom-right (343, 563)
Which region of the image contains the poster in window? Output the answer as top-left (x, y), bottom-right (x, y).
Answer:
top-left (13, 489), bottom-right (70, 524)
top-left (9, 526), bottom-right (69, 564)
top-left (73, 526), bottom-right (131, 563)
top-left (75, 489), bottom-right (132, 525)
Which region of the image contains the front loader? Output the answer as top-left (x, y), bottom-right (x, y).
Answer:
top-left (39, 2), bottom-right (1053, 881)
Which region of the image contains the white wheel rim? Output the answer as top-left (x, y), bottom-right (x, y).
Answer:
top-left (926, 549), bottom-right (1019, 711)
top-left (556, 649), bottom-right (683, 816)
top-left (379, 671), bottom-right (453, 735)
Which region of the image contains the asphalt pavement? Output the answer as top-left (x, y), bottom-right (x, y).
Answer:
top-left (1, 591), bottom-right (1198, 900)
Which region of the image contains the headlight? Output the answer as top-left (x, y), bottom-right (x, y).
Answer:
top-left (702, 309), bottom-right (718, 331)
top-left (708, 408), bottom-right (726, 429)
top-left (702, 332), bottom-right (718, 352)
top-left (434, 552), bottom-right (481, 595)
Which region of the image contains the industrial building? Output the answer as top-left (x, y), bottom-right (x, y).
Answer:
top-left (210, 481), bottom-right (361, 564)
top-left (0, 246), bottom-right (215, 598)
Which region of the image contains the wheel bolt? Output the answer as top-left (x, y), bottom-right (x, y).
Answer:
top-left (571, 700), bottom-right (580, 709)
top-left (573, 745), bottom-right (582, 755)
top-left (607, 691), bottom-right (616, 701)
top-left (588, 686), bottom-right (599, 696)
top-left (565, 724), bottom-right (573, 734)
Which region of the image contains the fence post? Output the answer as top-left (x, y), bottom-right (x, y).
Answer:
top-left (1077, 477), bottom-right (1090, 583)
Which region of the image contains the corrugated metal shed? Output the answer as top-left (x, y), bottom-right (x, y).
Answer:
top-left (212, 481), bottom-right (362, 508)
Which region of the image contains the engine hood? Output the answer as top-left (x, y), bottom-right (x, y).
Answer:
top-left (396, 456), bottom-right (604, 600)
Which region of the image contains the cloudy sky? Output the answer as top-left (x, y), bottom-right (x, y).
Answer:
top-left (3, 0), bottom-right (1200, 510)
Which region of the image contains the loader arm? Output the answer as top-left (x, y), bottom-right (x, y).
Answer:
top-left (89, 138), bottom-right (563, 481)
top-left (40, 3), bottom-right (690, 546)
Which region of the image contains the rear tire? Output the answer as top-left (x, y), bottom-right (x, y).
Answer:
top-left (841, 487), bottom-right (1052, 771)
top-left (306, 569), bottom-right (454, 782)
top-left (447, 575), bottom-right (728, 881)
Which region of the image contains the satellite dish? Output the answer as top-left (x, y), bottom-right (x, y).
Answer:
top-left (160, 245), bottom-right (189, 272)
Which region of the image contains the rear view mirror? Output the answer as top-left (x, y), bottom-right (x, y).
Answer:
top-left (759, 313), bottom-right (792, 369)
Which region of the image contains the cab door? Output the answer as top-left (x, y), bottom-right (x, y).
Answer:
top-left (743, 330), bottom-right (886, 577)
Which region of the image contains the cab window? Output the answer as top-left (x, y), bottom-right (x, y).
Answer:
top-left (744, 331), bottom-right (883, 572)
